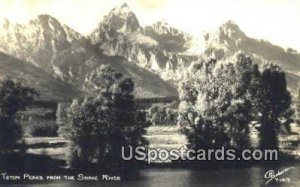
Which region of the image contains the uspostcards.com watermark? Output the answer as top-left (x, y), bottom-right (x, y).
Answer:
top-left (122, 146), bottom-right (278, 164)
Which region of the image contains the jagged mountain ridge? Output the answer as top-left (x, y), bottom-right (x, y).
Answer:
top-left (144, 20), bottom-right (193, 53)
top-left (0, 15), bottom-right (85, 69)
top-left (89, 4), bottom-right (300, 91)
top-left (89, 3), bottom-right (199, 83)
top-left (0, 3), bottom-right (300, 100)
top-left (203, 21), bottom-right (300, 67)
top-left (203, 21), bottom-right (300, 91)
top-left (0, 14), bottom-right (178, 99)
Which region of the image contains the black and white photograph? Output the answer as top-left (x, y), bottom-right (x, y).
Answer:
top-left (0, 0), bottom-right (299, 186)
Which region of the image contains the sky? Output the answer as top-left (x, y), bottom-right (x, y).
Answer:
top-left (0, 0), bottom-right (299, 51)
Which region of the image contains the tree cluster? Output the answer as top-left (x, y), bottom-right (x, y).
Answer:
top-left (178, 53), bottom-right (292, 151)
top-left (147, 104), bottom-right (178, 126)
top-left (0, 79), bottom-right (37, 149)
top-left (62, 65), bottom-right (150, 172)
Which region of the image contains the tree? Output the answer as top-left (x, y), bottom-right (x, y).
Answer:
top-left (56, 102), bottom-right (70, 137)
top-left (0, 78), bottom-right (37, 150)
top-left (148, 105), bottom-right (160, 125)
top-left (294, 87), bottom-right (300, 124)
top-left (179, 54), bottom-right (293, 152)
top-left (178, 54), bottom-right (261, 150)
top-left (65, 65), bottom-right (150, 172)
top-left (257, 63), bottom-right (293, 150)
top-left (65, 99), bottom-right (82, 168)
top-left (147, 104), bottom-right (178, 126)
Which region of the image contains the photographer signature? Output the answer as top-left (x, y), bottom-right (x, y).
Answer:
top-left (264, 167), bottom-right (294, 185)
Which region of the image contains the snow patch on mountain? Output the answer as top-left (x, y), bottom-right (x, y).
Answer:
top-left (0, 14), bottom-right (84, 70)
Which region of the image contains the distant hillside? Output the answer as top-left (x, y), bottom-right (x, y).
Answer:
top-left (0, 52), bottom-right (82, 101)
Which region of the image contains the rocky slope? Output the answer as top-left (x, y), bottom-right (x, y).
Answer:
top-left (89, 4), bottom-right (300, 92)
top-left (89, 3), bottom-right (199, 84)
top-left (0, 3), bottom-right (299, 100)
top-left (0, 15), bottom-right (177, 99)
top-left (0, 15), bottom-right (84, 69)
top-left (203, 21), bottom-right (300, 91)
top-left (144, 20), bottom-right (193, 53)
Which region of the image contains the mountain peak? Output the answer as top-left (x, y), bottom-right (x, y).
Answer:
top-left (1, 15), bottom-right (62, 31)
top-left (28, 14), bottom-right (65, 32)
top-left (0, 14), bottom-right (84, 70)
top-left (1, 18), bottom-right (11, 29)
top-left (33, 14), bottom-right (60, 24)
top-left (96, 3), bottom-right (141, 33)
top-left (120, 2), bottom-right (129, 9)
top-left (218, 20), bottom-right (246, 39)
top-left (30, 14), bottom-right (83, 40)
top-left (221, 20), bottom-right (239, 29)
top-left (110, 2), bottom-right (132, 16)
top-left (37, 14), bottom-right (56, 21)
top-left (149, 20), bottom-right (181, 35)
top-left (156, 19), bottom-right (169, 27)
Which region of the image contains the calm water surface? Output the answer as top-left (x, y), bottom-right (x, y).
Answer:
top-left (27, 163), bottom-right (300, 187)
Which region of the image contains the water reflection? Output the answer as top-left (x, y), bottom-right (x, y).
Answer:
top-left (27, 163), bottom-right (300, 187)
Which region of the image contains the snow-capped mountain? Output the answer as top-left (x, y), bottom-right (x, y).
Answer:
top-left (203, 20), bottom-right (300, 91)
top-left (91, 3), bottom-right (300, 91)
top-left (90, 3), bottom-right (141, 37)
top-left (89, 4), bottom-right (200, 84)
top-left (89, 3), bottom-right (152, 53)
top-left (0, 3), bottom-right (300, 100)
top-left (144, 20), bottom-right (193, 53)
top-left (0, 15), bottom-right (84, 69)
top-left (0, 14), bottom-right (177, 99)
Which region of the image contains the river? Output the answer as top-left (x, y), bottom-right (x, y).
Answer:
top-left (27, 162), bottom-right (300, 187)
